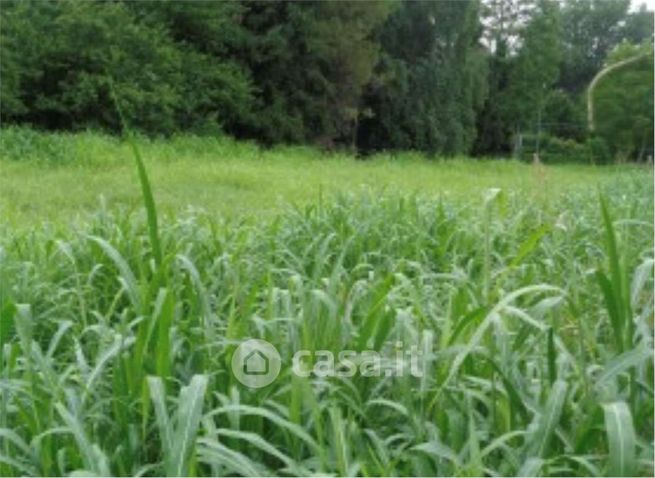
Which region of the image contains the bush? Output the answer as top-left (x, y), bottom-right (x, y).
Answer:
top-left (0, 126), bottom-right (80, 163)
top-left (586, 136), bottom-right (613, 164)
top-left (0, 1), bottom-right (254, 136)
top-left (542, 89), bottom-right (587, 142)
top-left (518, 133), bottom-right (613, 163)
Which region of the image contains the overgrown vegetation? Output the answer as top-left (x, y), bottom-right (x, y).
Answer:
top-left (0, 147), bottom-right (652, 475)
top-left (0, 2), bottom-right (652, 476)
top-left (0, 127), bottom-right (646, 225)
top-left (1, 0), bottom-right (652, 159)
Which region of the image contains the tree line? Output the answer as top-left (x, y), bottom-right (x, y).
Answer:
top-left (1, 0), bottom-right (652, 161)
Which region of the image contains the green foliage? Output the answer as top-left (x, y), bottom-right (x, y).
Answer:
top-left (504, 0), bottom-right (561, 132)
top-left (473, 53), bottom-right (512, 155)
top-left (0, 166), bottom-right (652, 475)
top-left (1, 127), bottom-right (645, 227)
top-left (541, 89), bottom-right (586, 142)
top-left (0, 0), bottom-right (652, 159)
top-left (519, 133), bottom-right (612, 164)
top-left (0, 126), bottom-right (85, 163)
top-left (236, 1), bottom-right (391, 146)
top-left (593, 42), bottom-right (654, 160)
top-left (586, 136), bottom-right (613, 164)
top-left (0, 0), bottom-right (253, 135)
top-left (125, 0), bottom-right (256, 134)
top-left (476, 0), bottom-right (563, 155)
top-left (358, 0), bottom-right (488, 155)
top-left (559, 0), bottom-right (632, 93)
top-left (476, 0), bottom-right (653, 160)
top-left (1, 1), bottom-right (179, 132)
top-left (623, 3), bottom-right (655, 45)
top-left (538, 136), bottom-right (588, 163)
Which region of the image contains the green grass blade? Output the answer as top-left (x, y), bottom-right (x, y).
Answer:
top-left (170, 374), bottom-right (208, 477)
top-left (518, 457), bottom-right (544, 477)
top-left (0, 301), bottom-right (15, 351)
top-left (527, 379), bottom-right (568, 459)
top-left (207, 405), bottom-right (321, 455)
top-left (56, 402), bottom-right (111, 476)
top-left (213, 428), bottom-right (298, 470)
top-left (596, 270), bottom-right (624, 352)
top-left (126, 135), bottom-right (162, 268)
top-left (596, 345), bottom-right (652, 390)
top-left (87, 235), bottom-right (142, 312)
top-left (146, 376), bottom-right (174, 462)
top-left (599, 194), bottom-right (630, 349)
top-left (509, 223), bottom-right (551, 268)
top-left (109, 81), bottom-right (162, 268)
top-left (155, 290), bottom-right (175, 379)
top-left (547, 326), bottom-right (557, 385)
top-left (197, 438), bottom-right (267, 476)
top-left (603, 401), bottom-right (636, 477)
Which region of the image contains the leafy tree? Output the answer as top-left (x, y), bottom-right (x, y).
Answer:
top-left (474, 0), bottom-right (537, 155)
top-left (593, 42), bottom-right (654, 160)
top-left (235, 1), bottom-right (390, 147)
top-left (0, 0), bottom-right (652, 162)
top-left (125, 1), bottom-right (255, 133)
top-left (0, 0), bottom-right (255, 134)
top-left (479, 0), bottom-right (533, 56)
top-left (623, 3), bottom-right (655, 45)
top-left (541, 89), bottom-right (586, 141)
top-left (1, 1), bottom-right (182, 132)
top-left (503, 0), bottom-right (561, 137)
top-left (358, 0), bottom-right (488, 155)
top-left (0, 1), bottom-right (31, 118)
top-left (559, 0), bottom-right (631, 94)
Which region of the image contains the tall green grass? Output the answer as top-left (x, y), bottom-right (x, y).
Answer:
top-left (1, 126), bottom-right (648, 226)
top-left (0, 158), bottom-right (652, 476)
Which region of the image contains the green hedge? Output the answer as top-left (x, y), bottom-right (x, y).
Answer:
top-left (518, 134), bottom-right (612, 164)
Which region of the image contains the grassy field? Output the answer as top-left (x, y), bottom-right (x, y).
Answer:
top-left (0, 127), bottom-right (648, 226)
top-left (0, 128), bottom-right (653, 476)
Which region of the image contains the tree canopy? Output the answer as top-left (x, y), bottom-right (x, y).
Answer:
top-left (0, 0), bottom-right (652, 161)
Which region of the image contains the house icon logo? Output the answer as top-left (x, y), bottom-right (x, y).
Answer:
top-left (231, 339), bottom-right (281, 388)
top-left (244, 349), bottom-right (269, 375)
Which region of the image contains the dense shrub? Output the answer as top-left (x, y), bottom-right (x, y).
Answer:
top-left (519, 133), bottom-right (612, 163)
top-left (0, 0), bottom-right (253, 135)
top-left (586, 136), bottom-right (613, 164)
top-left (0, 126), bottom-right (82, 163)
